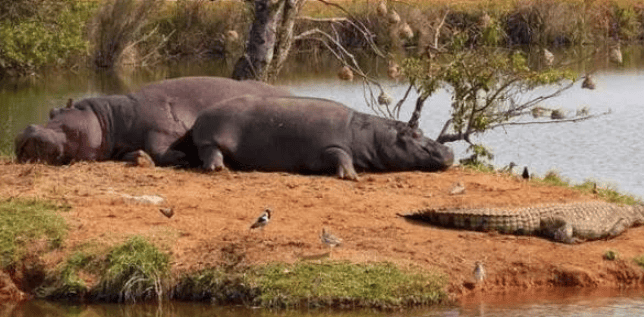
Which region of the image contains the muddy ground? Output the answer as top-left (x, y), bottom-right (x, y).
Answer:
top-left (1, 160), bottom-right (643, 302)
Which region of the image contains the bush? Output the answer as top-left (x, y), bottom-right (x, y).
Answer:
top-left (0, 0), bottom-right (93, 77)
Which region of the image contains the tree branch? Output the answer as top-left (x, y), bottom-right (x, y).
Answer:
top-left (486, 110), bottom-right (611, 129)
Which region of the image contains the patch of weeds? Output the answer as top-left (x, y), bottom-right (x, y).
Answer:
top-left (460, 144), bottom-right (495, 173)
top-left (172, 268), bottom-right (260, 304)
top-left (634, 255), bottom-right (644, 269)
top-left (530, 171), bottom-right (641, 205)
top-left (603, 250), bottom-right (619, 261)
top-left (256, 262), bottom-right (447, 309)
top-left (93, 236), bottom-right (170, 302)
top-left (0, 198), bottom-right (68, 269)
top-left (39, 251), bottom-right (98, 300)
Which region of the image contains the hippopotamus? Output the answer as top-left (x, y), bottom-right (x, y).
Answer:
top-left (168, 95), bottom-right (454, 179)
top-left (14, 77), bottom-right (290, 166)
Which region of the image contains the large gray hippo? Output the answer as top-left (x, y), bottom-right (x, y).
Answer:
top-left (15, 77), bottom-right (290, 166)
top-left (169, 95), bottom-right (454, 179)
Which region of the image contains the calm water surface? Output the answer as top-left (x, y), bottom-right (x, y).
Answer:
top-left (2, 289), bottom-right (643, 316)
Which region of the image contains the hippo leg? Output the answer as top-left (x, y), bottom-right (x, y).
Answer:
top-left (199, 146), bottom-right (225, 171)
top-left (323, 147), bottom-right (358, 181)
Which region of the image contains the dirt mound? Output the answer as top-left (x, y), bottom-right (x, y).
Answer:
top-left (1, 160), bottom-right (643, 301)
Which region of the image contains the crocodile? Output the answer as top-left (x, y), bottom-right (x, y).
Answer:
top-left (399, 201), bottom-right (644, 243)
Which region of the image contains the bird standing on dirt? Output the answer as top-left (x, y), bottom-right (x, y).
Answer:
top-left (159, 207), bottom-right (174, 218)
top-left (473, 261), bottom-right (486, 283)
top-left (320, 227), bottom-right (342, 247)
top-left (522, 167), bottom-right (530, 180)
top-left (250, 208), bottom-right (272, 230)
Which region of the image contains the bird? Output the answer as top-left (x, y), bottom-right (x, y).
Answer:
top-left (543, 48), bottom-right (554, 66)
top-left (399, 22), bottom-right (414, 40)
top-left (159, 207), bottom-right (174, 218)
top-left (581, 75), bottom-right (596, 90)
top-left (522, 167), bottom-right (530, 180)
top-left (387, 9), bottom-right (400, 24)
top-left (387, 60), bottom-right (400, 80)
top-left (473, 261), bottom-right (486, 283)
top-left (250, 208), bottom-right (272, 230)
top-left (337, 65), bottom-right (353, 81)
top-left (377, 91), bottom-right (393, 106)
top-left (500, 162), bottom-right (517, 174)
top-left (449, 181), bottom-right (466, 195)
top-left (320, 227), bottom-right (342, 247)
top-left (609, 44), bottom-right (623, 65)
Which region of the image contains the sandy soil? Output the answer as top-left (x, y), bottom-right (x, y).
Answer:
top-left (1, 160), bottom-right (643, 302)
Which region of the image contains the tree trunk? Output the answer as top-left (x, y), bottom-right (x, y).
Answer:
top-left (232, 0), bottom-right (305, 82)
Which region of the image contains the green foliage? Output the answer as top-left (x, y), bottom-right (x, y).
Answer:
top-left (0, 198), bottom-right (68, 268)
top-left (460, 144), bottom-right (495, 172)
top-left (603, 250), bottom-right (619, 261)
top-left (94, 235), bottom-right (169, 302)
top-left (634, 255), bottom-right (644, 268)
top-left (609, 3), bottom-right (641, 41)
top-left (257, 262), bottom-right (446, 308)
top-left (0, 0), bottom-right (93, 76)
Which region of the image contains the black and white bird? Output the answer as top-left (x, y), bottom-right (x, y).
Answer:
top-left (522, 167), bottom-right (530, 180)
top-left (320, 227), bottom-right (342, 247)
top-left (250, 208), bottom-right (272, 230)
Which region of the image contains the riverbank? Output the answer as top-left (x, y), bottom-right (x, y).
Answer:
top-left (1, 159), bottom-right (643, 306)
top-left (2, 0), bottom-right (644, 77)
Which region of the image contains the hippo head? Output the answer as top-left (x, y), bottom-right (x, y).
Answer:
top-left (374, 121), bottom-right (454, 171)
top-left (15, 125), bottom-right (68, 165)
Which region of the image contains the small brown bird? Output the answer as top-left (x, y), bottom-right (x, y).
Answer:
top-left (250, 208), bottom-right (272, 230)
top-left (522, 167), bottom-right (530, 180)
top-left (337, 65), bottom-right (354, 81)
top-left (473, 261), bottom-right (486, 283)
top-left (449, 181), bottom-right (466, 195)
top-left (159, 207), bottom-right (174, 218)
top-left (581, 75), bottom-right (596, 90)
top-left (320, 227), bottom-right (342, 247)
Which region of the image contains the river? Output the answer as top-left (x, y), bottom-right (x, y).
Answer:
top-left (2, 288), bottom-right (643, 316)
top-left (1, 51), bottom-right (643, 314)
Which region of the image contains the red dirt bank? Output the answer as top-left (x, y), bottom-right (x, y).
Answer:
top-left (1, 160), bottom-right (643, 302)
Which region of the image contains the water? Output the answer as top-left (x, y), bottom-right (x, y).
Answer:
top-left (2, 289), bottom-right (643, 316)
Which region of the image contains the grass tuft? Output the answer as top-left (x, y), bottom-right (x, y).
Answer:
top-left (93, 235), bottom-right (170, 302)
top-left (634, 255), bottom-right (644, 269)
top-left (603, 250), bottom-right (619, 261)
top-left (0, 198), bottom-right (68, 268)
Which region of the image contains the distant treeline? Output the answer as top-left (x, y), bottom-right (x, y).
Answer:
top-left (0, 0), bottom-right (642, 77)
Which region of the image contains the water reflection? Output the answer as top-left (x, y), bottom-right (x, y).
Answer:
top-left (2, 289), bottom-right (643, 317)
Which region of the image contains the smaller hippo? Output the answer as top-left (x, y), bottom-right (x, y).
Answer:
top-left (170, 95), bottom-right (453, 179)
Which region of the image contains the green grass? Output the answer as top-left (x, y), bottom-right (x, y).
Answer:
top-left (92, 235), bottom-right (170, 302)
top-left (533, 170), bottom-right (641, 205)
top-left (256, 262), bottom-right (447, 308)
top-left (0, 198), bottom-right (69, 268)
top-left (603, 250), bottom-right (619, 261)
top-left (634, 255), bottom-right (644, 268)
top-left (174, 261), bottom-right (447, 308)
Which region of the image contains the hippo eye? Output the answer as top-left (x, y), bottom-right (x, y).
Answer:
top-left (412, 129), bottom-right (423, 139)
